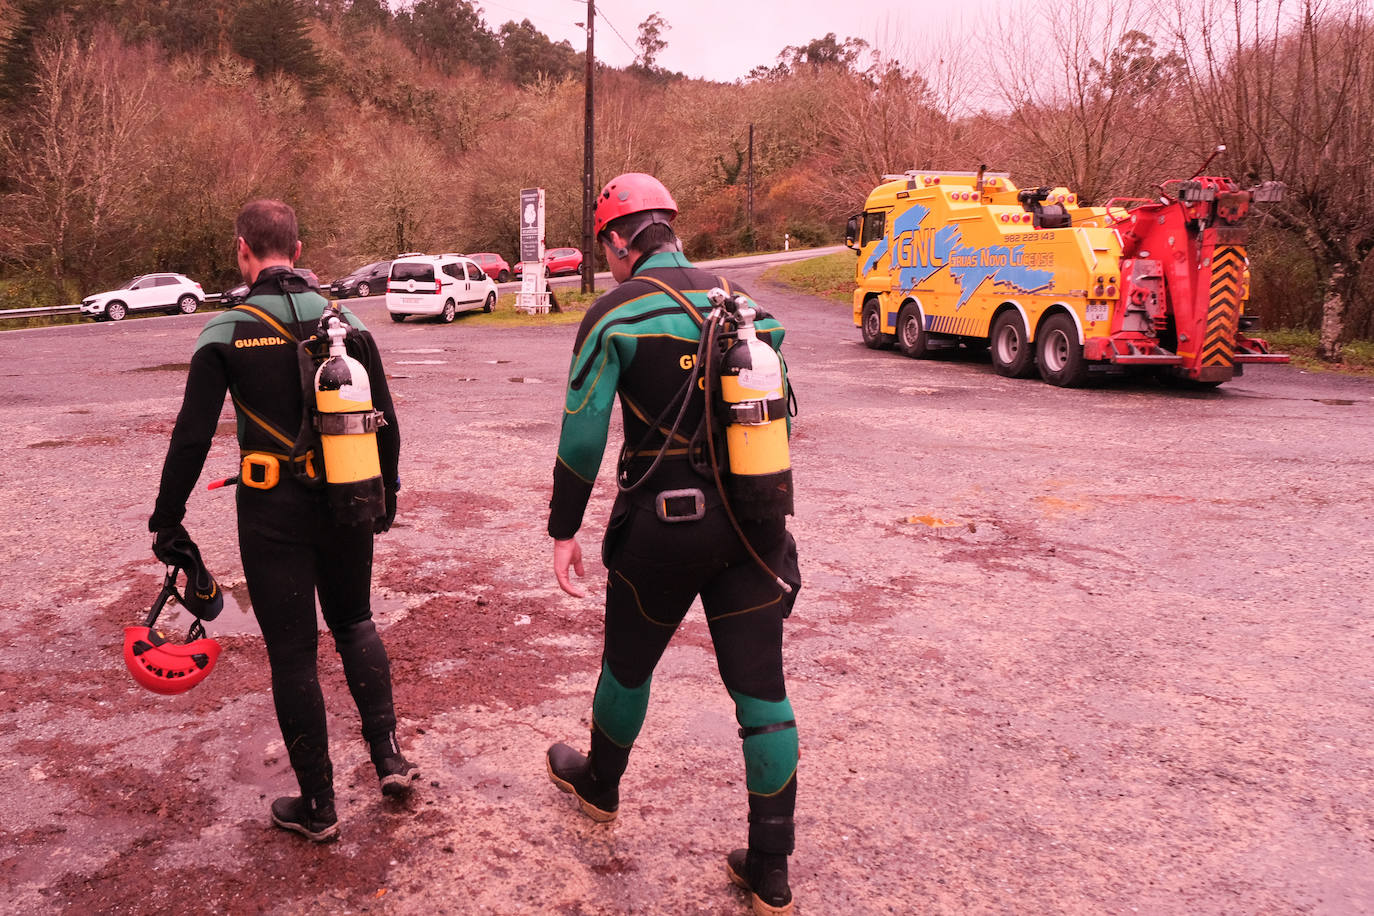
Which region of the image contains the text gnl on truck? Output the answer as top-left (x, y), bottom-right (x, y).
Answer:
top-left (846, 164), bottom-right (1290, 387)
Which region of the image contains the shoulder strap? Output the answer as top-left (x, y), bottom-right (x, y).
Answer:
top-left (635, 275), bottom-right (706, 327)
top-left (233, 303), bottom-right (298, 342)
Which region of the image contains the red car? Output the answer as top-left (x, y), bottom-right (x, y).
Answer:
top-left (467, 252), bottom-right (512, 283)
top-left (514, 247), bottom-right (584, 278)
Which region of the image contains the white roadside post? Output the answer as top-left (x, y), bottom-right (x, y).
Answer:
top-left (516, 187), bottom-right (550, 314)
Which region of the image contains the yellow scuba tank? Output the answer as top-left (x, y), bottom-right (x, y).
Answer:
top-left (712, 288), bottom-right (794, 520)
top-left (314, 317), bottom-right (386, 524)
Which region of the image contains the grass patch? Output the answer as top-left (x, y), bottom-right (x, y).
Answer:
top-left (1261, 328), bottom-right (1374, 374)
top-left (762, 252), bottom-right (855, 304)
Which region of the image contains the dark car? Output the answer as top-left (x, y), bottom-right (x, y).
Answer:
top-left (220, 283), bottom-right (249, 307)
top-left (330, 260), bottom-right (392, 299)
top-left (220, 267), bottom-right (318, 307)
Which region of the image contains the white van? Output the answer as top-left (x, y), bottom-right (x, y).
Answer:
top-left (385, 254), bottom-right (497, 323)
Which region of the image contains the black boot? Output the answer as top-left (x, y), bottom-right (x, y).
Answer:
top-left (546, 743), bottom-right (619, 822)
top-left (370, 731), bottom-right (419, 798)
top-left (726, 849), bottom-right (792, 915)
top-left (271, 794), bottom-right (339, 843)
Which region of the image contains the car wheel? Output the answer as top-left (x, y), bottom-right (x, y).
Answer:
top-left (177, 294), bottom-right (198, 315)
top-left (896, 302), bottom-right (928, 358)
top-left (390, 312), bottom-right (406, 323)
top-left (1036, 312), bottom-right (1088, 387)
top-left (990, 310), bottom-right (1036, 378)
top-left (860, 298), bottom-right (893, 350)
top-left (106, 301), bottom-right (127, 321)
top-left (357, 282), bottom-right (370, 298)
top-left (483, 292), bottom-right (495, 313)
top-left (440, 299), bottom-right (457, 323)
top-left (497, 270), bottom-right (510, 283)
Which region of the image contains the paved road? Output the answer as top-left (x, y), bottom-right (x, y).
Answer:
top-left (1, 259), bottom-right (1372, 914)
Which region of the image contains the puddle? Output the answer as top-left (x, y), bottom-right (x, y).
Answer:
top-left (128, 363), bottom-right (191, 373)
top-left (396, 359), bottom-right (447, 365)
top-left (508, 377), bottom-right (544, 384)
top-left (1314, 398), bottom-right (1357, 406)
top-left (486, 360), bottom-right (512, 365)
top-left (394, 348), bottom-right (446, 354)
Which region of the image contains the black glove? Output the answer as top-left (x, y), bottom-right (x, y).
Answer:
top-left (152, 524), bottom-right (190, 566)
top-left (150, 524), bottom-right (223, 621)
top-left (374, 487), bottom-right (398, 534)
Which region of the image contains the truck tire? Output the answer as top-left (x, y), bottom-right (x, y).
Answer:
top-left (861, 299), bottom-right (893, 350)
top-left (896, 302), bottom-right (929, 358)
top-left (1036, 312), bottom-right (1089, 387)
top-left (990, 310), bottom-right (1035, 378)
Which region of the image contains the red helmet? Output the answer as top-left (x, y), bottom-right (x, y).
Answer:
top-left (594, 173), bottom-right (678, 238)
top-left (124, 570), bottom-right (222, 695)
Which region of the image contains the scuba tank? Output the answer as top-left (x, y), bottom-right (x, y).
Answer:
top-left (710, 288), bottom-right (794, 520)
top-left (313, 315), bottom-right (386, 524)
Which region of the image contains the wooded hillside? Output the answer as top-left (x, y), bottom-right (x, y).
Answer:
top-left (1, 0), bottom-right (1371, 355)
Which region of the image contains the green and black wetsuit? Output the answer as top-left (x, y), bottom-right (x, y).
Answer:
top-left (149, 266), bottom-right (403, 801)
top-left (549, 250), bottom-right (800, 859)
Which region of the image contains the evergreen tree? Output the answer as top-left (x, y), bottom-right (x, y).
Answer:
top-left (231, 0), bottom-right (323, 89)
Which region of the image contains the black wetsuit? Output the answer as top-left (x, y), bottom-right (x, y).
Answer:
top-left (549, 250), bottom-right (799, 858)
top-left (149, 267), bottom-right (402, 801)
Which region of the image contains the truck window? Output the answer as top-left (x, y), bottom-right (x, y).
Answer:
top-left (861, 211), bottom-right (886, 246)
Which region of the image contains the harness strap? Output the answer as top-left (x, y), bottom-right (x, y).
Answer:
top-left (231, 393), bottom-right (296, 450)
top-left (621, 391), bottom-right (693, 446)
top-left (233, 303), bottom-right (299, 342)
top-left (635, 275), bottom-right (707, 326)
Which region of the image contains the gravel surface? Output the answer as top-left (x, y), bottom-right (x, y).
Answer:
top-left (1, 265), bottom-right (1372, 915)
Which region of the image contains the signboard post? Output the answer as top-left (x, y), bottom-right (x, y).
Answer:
top-left (516, 187), bottom-right (549, 314)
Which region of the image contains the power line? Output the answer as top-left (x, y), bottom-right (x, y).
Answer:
top-left (594, 4), bottom-right (638, 59)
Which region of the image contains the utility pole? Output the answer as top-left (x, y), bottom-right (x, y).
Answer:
top-left (580, 1), bottom-right (595, 294)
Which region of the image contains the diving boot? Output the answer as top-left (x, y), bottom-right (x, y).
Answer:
top-left (270, 795), bottom-right (340, 843)
top-left (546, 742), bottom-right (618, 822)
top-left (726, 849), bottom-right (793, 915)
top-left (370, 731), bottom-right (420, 798)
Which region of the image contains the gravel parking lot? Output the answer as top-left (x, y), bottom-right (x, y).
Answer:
top-left (1, 263), bottom-right (1372, 914)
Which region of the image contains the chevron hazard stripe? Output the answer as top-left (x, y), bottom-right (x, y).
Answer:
top-left (1202, 246), bottom-right (1243, 366)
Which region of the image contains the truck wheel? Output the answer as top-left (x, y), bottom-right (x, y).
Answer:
top-left (861, 299), bottom-right (893, 350)
top-left (896, 303), bottom-right (929, 358)
top-left (1036, 312), bottom-right (1088, 387)
top-left (990, 310), bottom-right (1035, 378)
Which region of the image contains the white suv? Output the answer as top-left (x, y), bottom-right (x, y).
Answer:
top-left (80, 273), bottom-right (204, 321)
top-left (385, 254), bottom-right (497, 323)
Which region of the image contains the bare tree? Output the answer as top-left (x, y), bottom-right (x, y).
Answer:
top-left (0, 25), bottom-right (155, 298)
top-left (1171, 0), bottom-right (1374, 358)
top-left (991, 0), bottom-right (1190, 202)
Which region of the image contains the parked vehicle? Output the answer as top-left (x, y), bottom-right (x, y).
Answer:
top-left (220, 283), bottom-right (249, 307)
top-left (220, 267), bottom-right (318, 308)
top-left (80, 273), bottom-right (204, 321)
top-left (467, 252), bottom-right (512, 283)
top-left (329, 260), bottom-right (392, 298)
top-left (846, 164), bottom-right (1289, 387)
top-left (514, 247), bottom-right (583, 278)
top-left (385, 254), bottom-right (497, 323)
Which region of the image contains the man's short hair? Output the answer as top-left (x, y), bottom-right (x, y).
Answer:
top-left (603, 208), bottom-right (677, 253)
top-left (235, 199), bottom-right (298, 259)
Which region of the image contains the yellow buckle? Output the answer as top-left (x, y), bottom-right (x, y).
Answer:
top-left (240, 452), bottom-right (280, 490)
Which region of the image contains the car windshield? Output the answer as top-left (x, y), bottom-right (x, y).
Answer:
top-left (122, 277), bottom-right (145, 289)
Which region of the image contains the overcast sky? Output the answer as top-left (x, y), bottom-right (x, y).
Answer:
top-left (474, 0), bottom-right (1015, 82)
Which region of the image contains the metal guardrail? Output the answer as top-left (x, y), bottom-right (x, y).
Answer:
top-left (1, 294), bottom-right (229, 321)
top-left (0, 304), bottom-right (81, 319)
